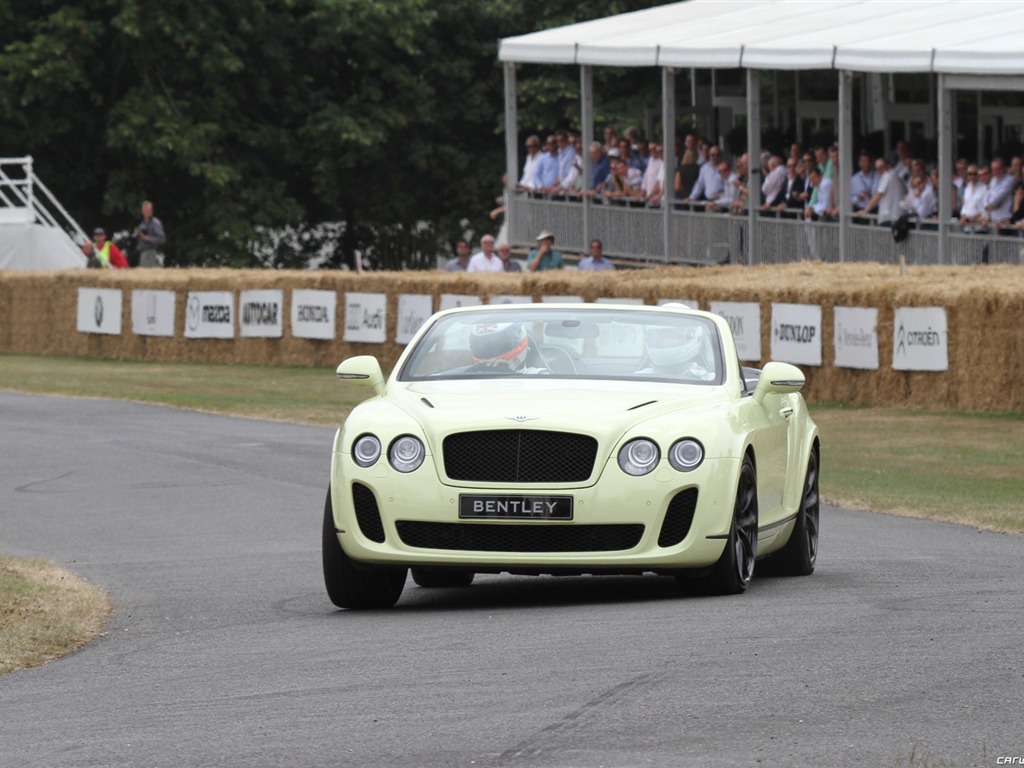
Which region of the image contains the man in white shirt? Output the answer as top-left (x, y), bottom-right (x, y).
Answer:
top-left (860, 157), bottom-right (906, 226)
top-left (910, 177), bottom-right (937, 219)
top-left (467, 235), bottom-right (504, 272)
top-left (958, 165), bottom-right (987, 231)
top-left (708, 162), bottom-right (739, 212)
top-left (641, 143), bottom-right (665, 206)
top-left (850, 151), bottom-right (879, 211)
top-left (684, 146), bottom-right (725, 206)
top-left (760, 155), bottom-right (787, 208)
top-left (552, 130), bottom-right (579, 198)
top-left (517, 136), bottom-right (542, 192)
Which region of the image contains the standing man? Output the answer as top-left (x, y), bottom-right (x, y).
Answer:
top-left (517, 136), bottom-right (542, 192)
top-left (135, 200), bottom-right (166, 267)
top-left (577, 240), bottom-right (615, 271)
top-left (527, 230), bottom-right (563, 272)
top-left (467, 235), bottom-right (503, 272)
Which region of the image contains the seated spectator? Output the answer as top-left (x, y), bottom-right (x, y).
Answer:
top-left (603, 157), bottom-right (642, 205)
top-left (706, 161), bottom-right (739, 213)
top-left (577, 239), bottom-right (615, 271)
top-left (498, 243), bottom-right (522, 272)
top-left (445, 239), bottom-right (470, 271)
top-left (467, 235), bottom-right (503, 272)
top-left (527, 229), bottom-right (563, 271)
top-left (959, 165), bottom-right (988, 231)
top-left (907, 176), bottom-right (937, 219)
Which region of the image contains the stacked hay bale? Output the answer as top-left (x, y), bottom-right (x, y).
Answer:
top-left (1, 263), bottom-right (1021, 411)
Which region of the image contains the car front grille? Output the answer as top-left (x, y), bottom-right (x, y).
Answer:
top-left (443, 430), bottom-right (598, 483)
top-left (352, 482), bottom-right (386, 543)
top-left (395, 521), bottom-right (644, 553)
top-left (658, 488), bottom-right (698, 547)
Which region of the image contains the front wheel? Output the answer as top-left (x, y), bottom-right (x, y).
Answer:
top-left (704, 455), bottom-right (758, 595)
top-left (322, 486), bottom-right (407, 609)
top-left (772, 448), bottom-right (819, 576)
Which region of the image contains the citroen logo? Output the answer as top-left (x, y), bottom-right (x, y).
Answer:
top-left (505, 415), bottom-right (539, 422)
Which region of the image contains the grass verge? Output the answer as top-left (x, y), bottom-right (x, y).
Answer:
top-left (0, 555), bottom-right (111, 676)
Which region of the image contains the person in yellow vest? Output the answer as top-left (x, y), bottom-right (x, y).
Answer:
top-left (90, 227), bottom-right (129, 269)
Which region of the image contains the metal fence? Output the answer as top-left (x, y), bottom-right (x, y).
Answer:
top-left (507, 194), bottom-right (1023, 267)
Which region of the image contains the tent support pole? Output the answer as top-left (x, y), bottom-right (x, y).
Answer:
top-left (663, 67), bottom-right (676, 264)
top-left (746, 68), bottom-right (761, 266)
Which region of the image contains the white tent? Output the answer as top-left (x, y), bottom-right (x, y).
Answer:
top-left (499, 0), bottom-right (1024, 74)
top-left (1, 157), bottom-right (86, 270)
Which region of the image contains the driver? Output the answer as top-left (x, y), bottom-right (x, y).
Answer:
top-left (638, 323), bottom-right (715, 381)
top-left (467, 322), bottom-right (549, 374)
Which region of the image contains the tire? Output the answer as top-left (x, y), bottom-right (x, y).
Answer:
top-left (322, 486), bottom-right (407, 609)
top-left (411, 569), bottom-right (475, 588)
top-left (704, 455), bottom-right (758, 595)
top-left (772, 448), bottom-right (820, 576)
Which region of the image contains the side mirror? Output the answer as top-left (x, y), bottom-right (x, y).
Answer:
top-left (336, 356), bottom-right (385, 396)
top-left (752, 361), bottom-right (805, 403)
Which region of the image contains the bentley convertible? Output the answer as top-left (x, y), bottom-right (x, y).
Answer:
top-left (323, 303), bottom-right (819, 609)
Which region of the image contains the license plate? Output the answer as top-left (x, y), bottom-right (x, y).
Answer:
top-left (459, 494), bottom-right (573, 520)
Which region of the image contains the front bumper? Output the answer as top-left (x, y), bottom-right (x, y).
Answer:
top-left (329, 452), bottom-right (737, 572)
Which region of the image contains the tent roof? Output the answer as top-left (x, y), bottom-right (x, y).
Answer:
top-left (498, 0), bottom-right (1024, 75)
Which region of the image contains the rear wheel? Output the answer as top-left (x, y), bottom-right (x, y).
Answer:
top-left (772, 448), bottom-right (819, 576)
top-left (411, 569), bottom-right (475, 588)
top-left (704, 455), bottom-right (758, 595)
top-left (322, 487), bottom-right (406, 609)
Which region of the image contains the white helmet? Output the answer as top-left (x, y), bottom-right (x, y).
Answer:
top-left (470, 322), bottom-right (529, 369)
top-left (646, 324), bottom-right (703, 368)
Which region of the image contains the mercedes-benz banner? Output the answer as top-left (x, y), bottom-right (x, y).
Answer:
top-left (77, 287), bottom-right (123, 335)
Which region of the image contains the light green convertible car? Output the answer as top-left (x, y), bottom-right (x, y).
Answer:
top-left (323, 303), bottom-right (819, 609)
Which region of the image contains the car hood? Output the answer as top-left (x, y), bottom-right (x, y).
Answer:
top-left (388, 378), bottom-right (731, 445)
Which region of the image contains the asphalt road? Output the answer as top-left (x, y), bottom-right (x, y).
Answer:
top-left (1, 392), bottom-right (1022, 768)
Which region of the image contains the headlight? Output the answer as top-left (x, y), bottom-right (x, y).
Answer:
top-left (618, 438), bottom-right (660, 476)
top-left (668, 439), bottom-right (704, 471)
top-left (352, 434), bottom-right (381, 467)
top-left (389, 435), bottom-right (425, 473)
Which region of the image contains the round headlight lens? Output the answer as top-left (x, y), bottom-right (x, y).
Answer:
top-left (668, 439), bottom-right (704, 471)
top-left (352, 434), bottom-right (381, 467)
top-left (389, 435), bottom-right (425, 473)
top-left (618, 438), bottom-right (660, 476)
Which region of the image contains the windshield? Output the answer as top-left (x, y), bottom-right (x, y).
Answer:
top-left (399, 308), bottom-right (724, 385)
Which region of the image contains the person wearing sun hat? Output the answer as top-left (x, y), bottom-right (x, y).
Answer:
top-left (527, 229), bottom-right (563, 272)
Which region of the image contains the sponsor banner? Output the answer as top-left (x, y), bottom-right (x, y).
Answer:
top-left (343, 292), bottom-right (387, 343)
top-left (893, 307), bottom-right (948, 371)
top-left (131, 290), bottom-right (176, 337)
top-left (658, 298), bottom-right (700, 310)
top-left (77, 288), bottom-right (122, 335)
top-left (239, 289), bottom-right (284, 338)
top-left (291, 289), bottom-right (336, 340)
top-left (710, 301), bottom-right (761, 362)
top-left (439, 294), bottom-right (482, 311)
top-left (396, 294), bottom-right (433, 345)
top-left (542, 295), bottom-right (584, 303)
top-left (595, 297), bottom-right (644, 305)
top-left (834, 306), bottom-right (879, 370)
top-left (185, 291), bottom-right (234, 339)
top-left (771, 303), bottom-right (822, 366)
top-left (489, 294), bottom-right (532, 304)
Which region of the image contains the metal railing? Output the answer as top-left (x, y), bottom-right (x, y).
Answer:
top-left (0, 156), bottom-right (89, 246)
top-left (507, 194), bottom-right (1023, 267)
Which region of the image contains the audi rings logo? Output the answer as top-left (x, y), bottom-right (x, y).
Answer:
top-left (187, 295), bottom-right (202, 331)
top-left (94, 296), bottom-right (104, 328)
top-left (505, 415), bottom-right (539, 422)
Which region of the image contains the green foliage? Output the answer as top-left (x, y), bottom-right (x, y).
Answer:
top-left (0, 0), bottom-right (674, 268)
